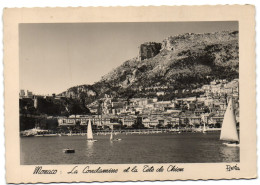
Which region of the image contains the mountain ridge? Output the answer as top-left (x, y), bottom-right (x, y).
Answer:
top-left (59, 30), bottom-right (239, 103)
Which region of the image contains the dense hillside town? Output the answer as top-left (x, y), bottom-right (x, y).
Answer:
top-left (19, 78), bottom-right (239, 133)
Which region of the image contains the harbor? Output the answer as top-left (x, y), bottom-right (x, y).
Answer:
top-left (20, 132), bottom-right (239, 165)
top-left (20, 99), bottom-right (239, 165)
top-left (19, 79), bottom-right (240, 161)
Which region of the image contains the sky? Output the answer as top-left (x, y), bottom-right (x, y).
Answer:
top-left (19, 21), bottom-right (238, 95)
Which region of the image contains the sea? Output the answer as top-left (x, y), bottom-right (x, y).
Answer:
top-left (20, 132), bottom-right (239, 165)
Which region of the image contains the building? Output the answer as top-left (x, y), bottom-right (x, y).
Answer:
top-left (122, 118), bottom-right (135, 127)
top-left (156, 91), bottom-right (165, 96)
top-left (19, 89), bottom-right (25, 97)
top-left (58, 118), bottom-right (76, 126)
top-left (194, 109), bottom-right (205, 116)
top-left (163, 117), bottom-right (180, 127)
top-left (93, 117), bottom-right (111, 126)
top-left (187, 103), bottom-right (196, 110)
top-left (208, 116), bottom-right (224, 126)
top-left (33, 98), bottom-right (38, 108)
top-left (142, 118), bottom-right (158, 128)
top-left (26, 90), bottom-right (33, 98)
top-left (19, 89), bottom-right (33, 98)
top-left (188, 116), bottom-right (201, 125)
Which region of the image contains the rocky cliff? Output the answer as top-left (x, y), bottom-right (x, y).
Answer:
top-left (138, 42), bottom-right (162, 61)
top-left (61, 30), bottom-right (239, 101)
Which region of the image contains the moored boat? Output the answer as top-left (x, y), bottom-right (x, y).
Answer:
top-left (63, 148), bottom-right (75, 153)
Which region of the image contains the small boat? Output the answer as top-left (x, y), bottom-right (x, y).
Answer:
top-left (220, 98), bottom-right (239, 147)
top-left (43, 134), bottom-right (59, 137)
top-left (23, 133), bottom-right (35, 137)
top-left (34, 134), bottom-right (44, 137)
top-left (202, 122), bottom-right (207, 134)
top-left (223, 142), bottom-right (239, 147)
top-left (110, 128), bottom-right (122, 142)
top-left (63, 148), bottom-right (75, 153)
top-left (87, 119), bottom-right (97, 142)
top-left (67, 131), bottom-right (72, 136)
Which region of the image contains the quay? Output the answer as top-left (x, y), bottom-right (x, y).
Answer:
top-left (20, 128), bottom-right (221, 137)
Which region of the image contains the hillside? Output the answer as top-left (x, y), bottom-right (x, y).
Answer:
top-left (60, 30), bottom-right (239, 102)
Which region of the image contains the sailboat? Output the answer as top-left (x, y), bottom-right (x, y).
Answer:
top-left (110, 130), bottom-right (113, 141)
top-left (67, 130), bottom-right (72, 136)
top-left (202, 122), bottom-right (207, 133)
top-left (110, 126), bottom-right (122, 141)
top-left (87, 119), bottom-right (97, 142)
top-left (220, 98), bottom-right (239, 147)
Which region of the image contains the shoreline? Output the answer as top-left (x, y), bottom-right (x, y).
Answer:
top-left (20, 128), bottom-right (221, 137)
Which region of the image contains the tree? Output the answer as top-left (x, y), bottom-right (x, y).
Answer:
top-left (173, 124), bottom-right (179, 129)
top-left (180, 124), bottom-right (186, 128)
top-left (203, 106), bottom-right (210, 113)
top-left (194, 123), bottom-right (200, 128)
top-left (97, 100), bottom-right (103, 115)
top-left (67, 99), bottom-right (91, 116)
top-left (166, 123), bottom-right (173, 129)
top-left (36, 98), bottom-right (65, 115)
top-left (156, 123), bottom-right (163, 128)
top-left (132, 117), bottom-right (144, 129)
top-left (215, 123), bottom-right (221, 128)
top-left (69, 103), bottom-right (83, 116)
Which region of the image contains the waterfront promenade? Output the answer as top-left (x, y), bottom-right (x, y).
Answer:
top-left (21, 127), bottom-right (221, 137)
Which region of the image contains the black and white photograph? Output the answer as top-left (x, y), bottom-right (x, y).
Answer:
top-left (19, 21), bottom-right (240, 165)
top-left (4, 5), bottom-right (256, 183)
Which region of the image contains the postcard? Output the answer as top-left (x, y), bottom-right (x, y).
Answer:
top-left (4, 5), bottom-right (256, 183)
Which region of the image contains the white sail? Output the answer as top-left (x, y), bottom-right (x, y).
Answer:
top-left (87, 119), bottom-right (93, 140)
top-left (220, 99), bottom-right (239, 142)
top-left (110, 125), bottom-right (113, 140)
top-left (203, 122), bottom-right (207, 133)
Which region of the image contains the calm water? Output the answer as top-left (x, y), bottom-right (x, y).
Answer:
top-left (20, 132), bottom-right (239, 165)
